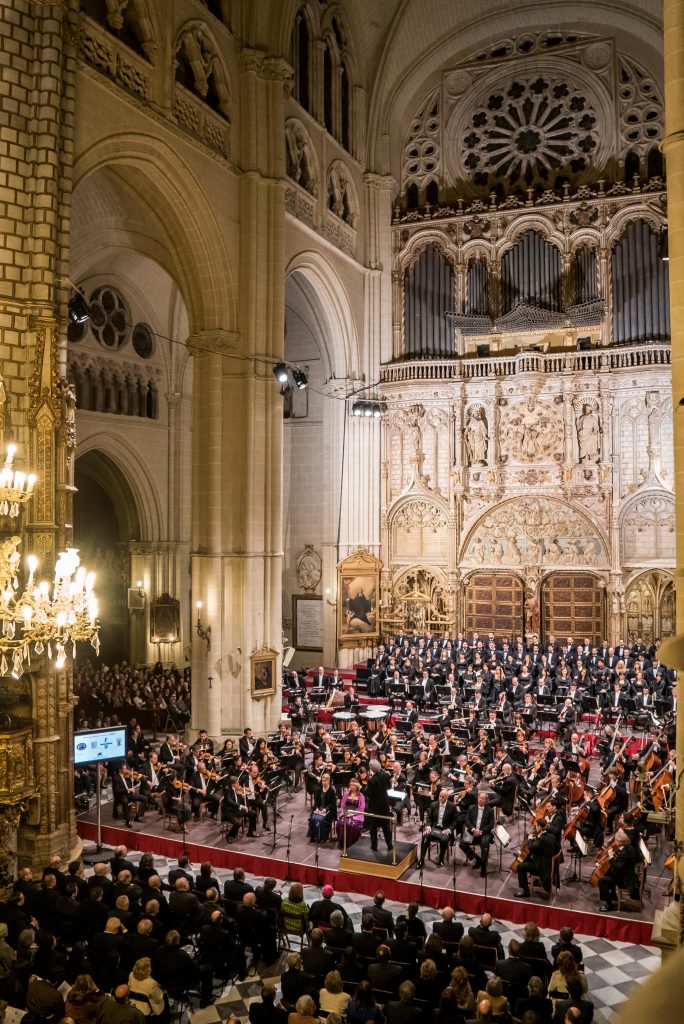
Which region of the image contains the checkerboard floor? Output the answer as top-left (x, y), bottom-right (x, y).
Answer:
top-left (92, 850), bottom-right (660, 1024)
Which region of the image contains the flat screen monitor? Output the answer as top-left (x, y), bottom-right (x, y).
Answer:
top-left (74, 726), bottom-right (128, 766)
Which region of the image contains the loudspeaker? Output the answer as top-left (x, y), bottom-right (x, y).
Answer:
top-left (476, 343), bottom-right (491, 358)
top-left (576, 337), bottom-right (591, 351)
top-left (283, 646), bottom-right (296, 667)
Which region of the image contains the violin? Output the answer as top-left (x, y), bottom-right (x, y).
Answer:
top-left (199, 768), bottom-right (221, 781)
top-left (122, 768), bottom-right (143, 780)
top-left (171, 779), bottom-right (193, 792)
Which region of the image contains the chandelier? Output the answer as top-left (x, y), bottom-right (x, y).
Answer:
top-left (0, 449), bottom-right (99, 676)
top-left (0, 445), bottom-right (36, 518)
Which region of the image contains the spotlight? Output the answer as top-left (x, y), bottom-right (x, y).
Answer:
top-left (292, 367), bottom-right (308, 390)
top-left (352, 401), bottom-right (365, 416)
top-left (68, 290), bottom-right (90, 325)
top-left (352, 400), bottom-right (386, 418)
top-left (659, 227), bottom-right (669, 262)
top-left (273, 362), bottom-right (289, 383)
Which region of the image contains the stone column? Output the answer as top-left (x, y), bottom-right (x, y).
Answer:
top-left (659, 0), bottom-right (684, 948)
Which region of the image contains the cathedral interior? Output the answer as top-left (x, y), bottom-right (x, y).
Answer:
top-left (2, 0), bottom-right (684, 1015)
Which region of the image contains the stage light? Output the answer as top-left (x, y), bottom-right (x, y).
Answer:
top-left (292, 367), bottom-right (308, 389)
top-left (352, 401), bottom-right (365, 416)
top-left (68, 291), bottom-right (90, 324)
top-left (273, 362), bottom-right (289, 383)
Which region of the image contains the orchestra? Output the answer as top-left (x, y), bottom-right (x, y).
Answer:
top-left (102, 628), bottom-right (676, 916)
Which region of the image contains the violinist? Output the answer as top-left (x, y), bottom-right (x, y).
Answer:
top-left (452, 776), bottom-right (478, 836)
top-left (514, 817), bottom-right (558, 899)
top-left (598, 828), bottom-right (641, 912)
top-left (414, 766), bottom-right (441, 824)
top-left (222, 775), bottom-right (257, 842)
top-left (112, 763), bottom-right (148, 827)
top-left (244, 763), bottom-right (270, 829)
top-left (282, 734), bottom-right (305, 791)
top-left (488, 762), bottom-right (517, 820)
top-left (159, 734), bottom-right (184, 767)
top-left (139, 751), bottom-right (167, 800)
top-left (195, 728), bottom-right (215, 756)
top-left (187, 761), bottom-right (222, 821)
top-left (163, 771), bottom-right (190, 833)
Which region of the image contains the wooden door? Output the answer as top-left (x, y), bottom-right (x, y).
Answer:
top-left (541, 572), bottom-right (605, 643)
top-left (464, 573), bottom-right (523, 639)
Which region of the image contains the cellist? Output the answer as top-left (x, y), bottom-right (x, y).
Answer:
top-left (597, 828), bottom-right (641, 913)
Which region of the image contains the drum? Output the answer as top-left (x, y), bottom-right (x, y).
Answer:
top-left (333, 711), bottom-right (355, 731)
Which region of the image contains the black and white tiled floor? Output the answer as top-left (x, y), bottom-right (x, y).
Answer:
top-left (94, 850), bottom-right (660, 1024)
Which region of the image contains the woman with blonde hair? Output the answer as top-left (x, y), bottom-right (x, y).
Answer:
top-left (128, 957), bottom-right (166, 1019)
top-left (437, 966), bottom-right (476, 1022)
top-left (319, 971), bottom-right (347, 1014)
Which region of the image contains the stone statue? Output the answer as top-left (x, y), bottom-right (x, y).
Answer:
top-left (524, 594), bottom-right (540, 636)
top-left (576, 403), bottom-right (601, 462)
top-left (544, 539), bottom-right (562, 564)
top-left (464, 408), bottom-right (488, 465)
top-left (285, 121), bottom-right (317, 196)
top-left (296, 544), bottom-right (322, 592)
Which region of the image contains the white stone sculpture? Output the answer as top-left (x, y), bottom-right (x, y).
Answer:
top-left (576, 403), bottom-right (601, 462)
top-left (464, 407), bottom-right (488, 465)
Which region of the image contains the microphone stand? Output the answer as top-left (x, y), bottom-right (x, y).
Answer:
top-left (314, 834), bottom-right (322, 888)
top-left (285, 814), bottom-right (294, 882)
top-left (262, 784), bottom-right (284, 853)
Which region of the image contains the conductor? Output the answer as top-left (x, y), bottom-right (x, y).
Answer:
top-left (367, 759), bottom-right (393, 853)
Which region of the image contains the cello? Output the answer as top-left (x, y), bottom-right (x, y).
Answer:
top-left (590, 835), bottom-right (620, 886)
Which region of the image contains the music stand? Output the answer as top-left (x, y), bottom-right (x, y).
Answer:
top-left (582, 695), bottom-right (598, 714)
top-left (493, 824), bottom-right (510, 872)
top-left (565, 831), bottom-right (588, 885)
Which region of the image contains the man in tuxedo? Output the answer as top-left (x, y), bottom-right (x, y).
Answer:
top-left (514, 818), bottom-right (559, 898)
top-left (468, 913), bottom-right (503, 957)
top-left (311, 665), bottom-right (328, 690)
top-left (452, 777), bottom-right (478, 837)
top-left (459, 791), bottom-right (494, 876)
top-left (222, 776), bottom-right (257, 841)
top-left (416, 789), bottom-right (456, 867)
top-left (239, 727), bottom-right (256, 760)
top-left (367, 760), bottom-right (393, 852)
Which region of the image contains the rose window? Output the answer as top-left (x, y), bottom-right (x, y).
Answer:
top-left (461, 76), bottom-right (599, 189)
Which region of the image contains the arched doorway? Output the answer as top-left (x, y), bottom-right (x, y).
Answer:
top-left (541, 572), bottom-right (605, 642)
top-left (625, 571), bottom-right (676, 644)
top-left (464, 572), bottom-right (524, 638)
top-left (74, 451), bottom-right (142, 663)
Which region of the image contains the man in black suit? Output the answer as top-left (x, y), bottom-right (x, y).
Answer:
top-left (109, 846), bottom-right (136, 880)
top-left (432, 906), bottom-right (464, 945)
top-left (361, 890), bottom-right (394, 936)
top-left (236, 892), bottom-right (278, 966)
top-left (494, 939), bottom-right (532, 1005)
top-left (168, 877), bottom-right (200, 929)
top-left (121, 918), bottom-right (159, 971)
top-left (468, 913), bottom-right (503, 960)
top-left (352, 913), bottom-right (382, 959)
top-left (459, 792), bottom-right (494, 876)
top-left (222, 777), bottom-right (257, 841)
top-left (367, 760), bottom-right (393, 852)
top-left (301, 927), bottom-right (335, 984)
top-left (514, 818), bottom-right (559, 898)
top-left (551, 927), bottom-right (583, 967)
top-left (367, 944), bottom-right (403, 996)
top-left (384, 980), bottom-right (423, 1024)
top-left (167, 855), bottom-right (194, 889)
top-left (247, 984), bottom-right (288, 1024)
top-left (78, 885), bottom-right (109, 940)
top-left (255, 877), bottom-right (282, 913)
top-left (488, 763), bottom-right (517, 819)
top-left (224, 867), bottom-right (254, 904)
top-left (239, 727), bottom-right (257, 761)
top-left (598, 829), bottom-right (641, 912)
top-left (416, 789), bottom-right (456, 867)
top-left (323, 909), bottom-right (353, 957)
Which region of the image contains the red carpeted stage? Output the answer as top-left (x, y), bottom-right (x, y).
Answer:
top-left (76, 797), bottom-right (665, 947)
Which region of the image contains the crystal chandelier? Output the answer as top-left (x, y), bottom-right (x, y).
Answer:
top-left (0, 444), bottom-right (36, 518)
top-left (0, 443), bottom-right (99, 675)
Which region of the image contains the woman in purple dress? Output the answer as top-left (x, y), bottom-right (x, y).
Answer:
top-left (338, 778), bottom-right (366, 849)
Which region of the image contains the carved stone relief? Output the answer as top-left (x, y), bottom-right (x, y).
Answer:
top-left (295, 544), bottom-right (322, 593)
top-left (498, 399), bottom-right (564, 463)
top-left (463, 496), bottom-right (607, 566)
top-left (574, 398), bottom-right (601, 462)
top-left (622, 493), bottom-right (675, 562)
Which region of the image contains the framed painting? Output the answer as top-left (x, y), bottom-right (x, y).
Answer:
top-left (250, 648), bottom-right (278, 697)
top-left (337, 548), bottom-right (382, 646)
